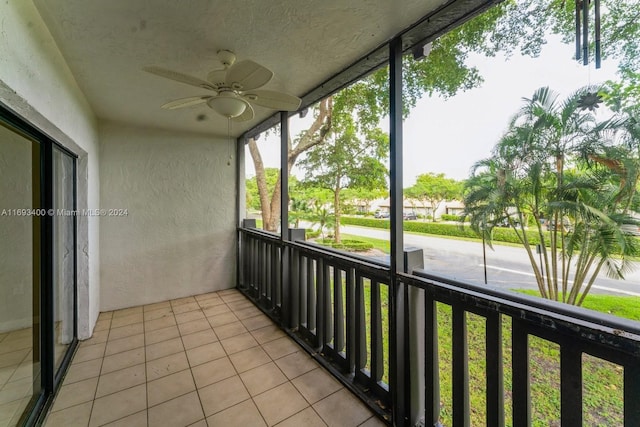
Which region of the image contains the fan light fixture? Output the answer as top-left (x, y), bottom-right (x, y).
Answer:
top-left (207, 92), bottom-right (247, 118)
top-left (144, 49), bottom-right (302, 122)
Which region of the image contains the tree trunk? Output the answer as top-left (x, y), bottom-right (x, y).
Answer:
top-left (248, 138), bottom-right (275, 230)
top-left (334, 186), bottom-right (341, 243)
top-left (247, 98), bottom-right (334, 233)
top-left (268, 171), bottom-right (282, 232)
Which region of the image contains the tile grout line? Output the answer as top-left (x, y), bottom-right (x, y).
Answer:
top-left (86, 312), bottom-right (110, 426)
top-left (226, 300), bottom-right (272, 427)
top-left (185, 299), bottom-right (209, 424)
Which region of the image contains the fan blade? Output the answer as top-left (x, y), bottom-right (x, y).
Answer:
top-left (243, 90), bottom-right (301, 111)
top-left (143, 66), bottom-right (217, 91)
top-left (161, 96), bottom-right (213, 110)
top-left (232, 102), bottom-right (255, 122)
top-left (225, 60), bottom-right (273, 91)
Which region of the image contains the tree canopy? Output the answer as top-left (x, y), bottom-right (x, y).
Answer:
top-left (299, 124), bottom-right (389, 242)
top-left (249, 0), bottom-right (640, 233)
top-left (405, 173), bottom-right (463, 221)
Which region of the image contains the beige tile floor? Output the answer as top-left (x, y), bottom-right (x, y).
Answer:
top-left (0, 327), bottom-right (35, 427)
top-left (43, 289), bottom-right (386, 427)
top-left (1, 322), bottom-right (73, 427)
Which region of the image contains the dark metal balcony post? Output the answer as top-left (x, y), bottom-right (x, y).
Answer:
top-left (389, 35), bottom-right (408, 426)
top-left (452, 305), bottom-right (470, 427)
top-left (280, 111), bottom-right (289, 236)
top-left (486, 312), bottom-right (504, 427)
top-left (288, 229), bottom-right (305, 329)
top-left (280, 111), bottom-right (292, 326)
top-left (560, 342), bottom-right (582, 427)
top-left (236, 138), bottom-right (245, 291)
top-left (425, 293), bottom-right (441, 427)
top-left (316, 258), bottom-right (326, 349)
top-left (512, 319), bottom-right (530, 425)
top-left (624, 362), bottom-right (640, 425)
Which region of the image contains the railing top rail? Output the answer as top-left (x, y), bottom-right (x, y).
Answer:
top-left (239, 226), bottom-right (283, 243)
top-left (406, 270), bottom-right (640, 353)
top-left (239, 226), bottom-right (390, 278)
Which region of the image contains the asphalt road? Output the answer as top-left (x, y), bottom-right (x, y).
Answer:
top-left (340, 224), bottom-right (640, 297)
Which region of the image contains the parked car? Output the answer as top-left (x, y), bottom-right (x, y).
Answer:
top-left (497, 217), bottom-right (521, 227)
top-left (546, 218), bottom-right (573, 233)
top-left (403, 212), bottom-right (417, 220)
top-left (374, 211), bottom-right (389, 218)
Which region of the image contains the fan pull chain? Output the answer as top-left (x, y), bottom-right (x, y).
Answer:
top-left (227, 117), bottom-right (232, 166)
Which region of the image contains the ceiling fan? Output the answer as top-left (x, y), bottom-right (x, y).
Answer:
top-left (143, 50), bottom-right (302, 121)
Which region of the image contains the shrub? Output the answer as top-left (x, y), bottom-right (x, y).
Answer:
top-left (316, 238), bottom-right (374, 252)
top-left (340, 215), bottom-right (542, 245)
top-left (306, 229), bottom-right (321, 239)
top-left (441, 213), bottom-right (465, 222)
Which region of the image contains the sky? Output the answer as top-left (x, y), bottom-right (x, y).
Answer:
top-left (245, 34), bottom-right (620, 186)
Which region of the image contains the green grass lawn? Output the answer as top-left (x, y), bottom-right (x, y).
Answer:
top-left (328, 233), bottom-right (635, 426)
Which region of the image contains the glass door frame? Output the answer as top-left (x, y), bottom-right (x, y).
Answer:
top-left (0, 104), bottom-right (79, 426)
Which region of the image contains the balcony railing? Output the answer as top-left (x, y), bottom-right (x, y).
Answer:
top-left (238, 226), bottom-right (640, 426)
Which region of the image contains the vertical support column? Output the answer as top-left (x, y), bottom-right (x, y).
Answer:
top-left (236, 136), bottom-right (246, 226)
top-left (406, 248), bottom-right (426, 426)
top-left (389, 35), bottom-right (407, 426)
top-left (236, 136), bottom-right (245, 291)
top-left (280, 112), bottom-right (291, 327)
top-left (280, 111), bottom-right (289, 235)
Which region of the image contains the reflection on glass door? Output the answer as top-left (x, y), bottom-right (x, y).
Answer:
top-left (0, 124), bottom-right (41, 427)
top-left (52, 148), bottom-right (75, 375)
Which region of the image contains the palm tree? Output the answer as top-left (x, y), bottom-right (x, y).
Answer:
top-left (308, 202), bottom-right (335, 241)
top-left (464, 86), bottom-right (640, 306)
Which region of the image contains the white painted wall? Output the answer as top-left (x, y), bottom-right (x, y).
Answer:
top-left (0, 0), bottom-right (100, 338)
top-left (99, 122), bottom-right (237, 310)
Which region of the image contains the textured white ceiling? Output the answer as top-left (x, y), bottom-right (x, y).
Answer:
top-left (33, 0), bottom-right (446, 137)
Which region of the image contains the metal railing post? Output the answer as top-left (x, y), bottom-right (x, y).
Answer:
top-left (284, 228), bottom-right (305, 329)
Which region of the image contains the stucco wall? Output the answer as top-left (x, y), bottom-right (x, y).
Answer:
top-left (0, 0), bottom-right (100, 338)
top-left (99, 122), bottom-right (236, 310)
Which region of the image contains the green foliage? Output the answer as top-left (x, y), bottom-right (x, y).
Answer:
top-left (305, 229), bottom-right (321, 239)
top-left (307, 203), bottom-right (335, 241)
top-left (405, 173), bottom-right (463, 222)
top-left (316, 238), bottom-right (374, 252)
top-left (440, 213), bottom-right (464, 221)
top-left (339, 215), bottom-right (517, 240)
top-left (299, 111), bottom-right (389, 241)
top-left (464, 85), bottom-right (640, 305)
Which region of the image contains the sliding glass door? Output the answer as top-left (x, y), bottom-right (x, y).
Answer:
top-left (0, 112), bottom-right (77, 426)
top-left (0, 124), bottom-right (42, 427)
